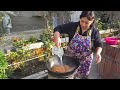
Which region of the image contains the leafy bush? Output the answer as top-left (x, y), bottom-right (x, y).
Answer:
top-left (0, 50), bottom-right (8, 79)
top-left (95, 11), bottom-right (110, 30)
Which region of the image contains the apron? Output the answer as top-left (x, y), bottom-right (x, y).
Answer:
top-left (65, 26), bottom-right (93, 78)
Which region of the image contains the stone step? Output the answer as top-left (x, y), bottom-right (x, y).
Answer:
top-left (22, 70), bottom-right (48, 79)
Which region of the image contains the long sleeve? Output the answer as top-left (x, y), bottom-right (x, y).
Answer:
top-left (92, 29), bottom-right (102, 49)
top-left (54, 22), bottom-right (79, 41)
top-left (54, 22), bottom-right (78, 34)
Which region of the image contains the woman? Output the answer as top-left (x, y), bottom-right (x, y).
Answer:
top-left (53, 11), bottom-right (102, 79)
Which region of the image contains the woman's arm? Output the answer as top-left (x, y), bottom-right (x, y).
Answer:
top-left (96, 47), bottom-right (102, 55)
top-left (54, 22), bottom-right (78, 47)
top-left (54, 22), bottom-right (76, 34)
top-left (54, 31), bottom-right (61, 47)
top-left (54, 23), bottom-right (71, 47)
top-left (96, 47), bottom-right (102, 64)
top-left (92, 28), bottom-right (103, 64)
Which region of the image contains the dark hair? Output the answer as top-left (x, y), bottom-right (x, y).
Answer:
top-left (80, 11), bottom-right (95, 28)
top-left (80, 11), bottom-right (95, 20)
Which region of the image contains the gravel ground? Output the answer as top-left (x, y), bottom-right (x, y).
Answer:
top-left (88, 55), bottom-right (102, 79)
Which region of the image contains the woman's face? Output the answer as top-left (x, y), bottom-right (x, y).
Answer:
top-left (80, 17), bottom-right (94, 30)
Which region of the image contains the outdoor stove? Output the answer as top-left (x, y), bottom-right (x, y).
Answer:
top-left (46, 46), bottom-right (80, 79)
top-left (47, 70), bottom-right (77, 79)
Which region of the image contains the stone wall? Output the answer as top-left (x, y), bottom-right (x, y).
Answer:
top-left (106, 11), bottom-right (120, 21)
top-left (10, 11), bottom-right (71, 32)
top-left (97, 42), bottom-right (120, 79)
top-left (11, 16), bottom-right (46, 32)
top-left (70, 11), bottom-right (82, 22)
top-left (12, 11), bottom-right (44, 17)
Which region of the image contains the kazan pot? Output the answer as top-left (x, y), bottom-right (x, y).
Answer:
top-left (46, 55), bottom-right (80, 78)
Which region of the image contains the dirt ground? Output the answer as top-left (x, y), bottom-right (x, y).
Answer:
top-left (8, 60), bottom-right (47, 79)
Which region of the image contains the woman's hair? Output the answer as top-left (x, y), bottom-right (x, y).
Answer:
top-left (80, 11), bottom-right (95, 28)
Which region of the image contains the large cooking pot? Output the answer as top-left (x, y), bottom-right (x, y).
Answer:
top-left (46, 55), bottom-right (80, 77)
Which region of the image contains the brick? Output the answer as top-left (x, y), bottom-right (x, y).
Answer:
top-left (112, 62), bottom-right (117, 74)
top-left (109, 61), bottom-right (120, 79)
top-left (97, 58), bottom-right (105, 77)
top-left (112, 63), bottom-right (120, 79)
top-left (110, 47), bottom-right (117, 59)
top-left (103, 59), bottom-right (113, 79)
top-left (117, 63), bottom-right (120, 74)
top-left (106, 46), bottom-right (116, 59)
top-left (101, 47), bottom-right (105, 57)
top-left (111, 62), bottom-right (117, 79)
top-left (107, 46), bottom-right (112, 56)
top-left (114, 49), bottom-right (120, 64)
top-left (104, 46), bottom-right (109, 56)
top-left (112, 73), bottom-right (120, 79)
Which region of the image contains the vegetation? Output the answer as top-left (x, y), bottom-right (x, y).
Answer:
top-left (0, 50), bottom-right (8, 79)
top-left (95, 11), bottom-right (110, 30)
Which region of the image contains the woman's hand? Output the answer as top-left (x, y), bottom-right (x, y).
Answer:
top-left (54, 31), bottom-right (61, 48)
top-left (95, 47), bottom-right (102, 64)
top-left (96, 53), bottom-right (101, 64)
top-left (55, 37), bottom-right (61, 48)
